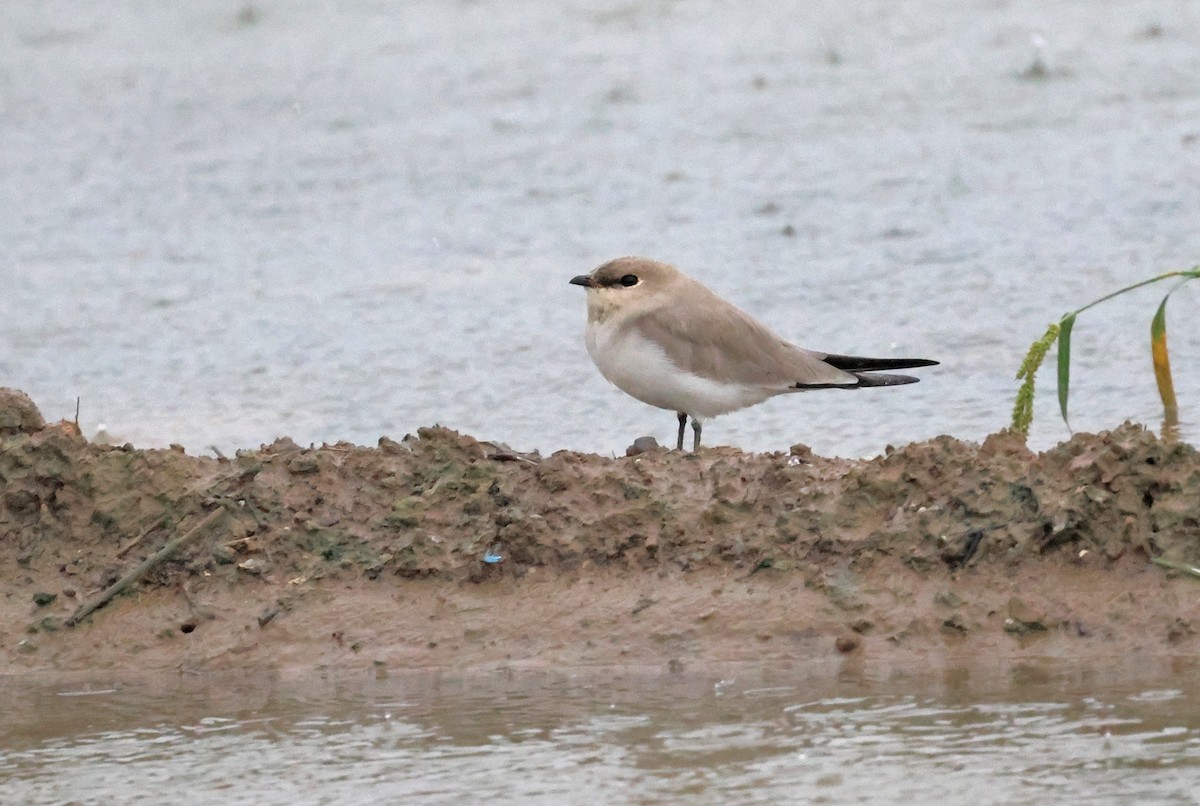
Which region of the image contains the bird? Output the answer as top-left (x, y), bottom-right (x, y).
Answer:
top-left (569, 256), bottom-right (938, 451)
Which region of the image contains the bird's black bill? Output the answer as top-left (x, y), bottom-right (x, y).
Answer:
top-left (569, 275), bottom-right (597, 288)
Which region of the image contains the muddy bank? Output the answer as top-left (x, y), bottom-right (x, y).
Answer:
top-left (2, 387), bottom-right (1199, 677)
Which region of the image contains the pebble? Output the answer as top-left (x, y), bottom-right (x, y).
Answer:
top-left (835, 633), bottom-right (861, 653)
top-left (626, 436), bottom-right (661, 456)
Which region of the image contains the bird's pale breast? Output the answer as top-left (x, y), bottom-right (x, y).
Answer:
top-left (584, 320), bottom-right (773, 419)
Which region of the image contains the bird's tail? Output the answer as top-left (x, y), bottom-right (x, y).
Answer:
top-left (789, 353), bottom-right (937, 389)
top-left (848, 371), bottom-right (922, 387)
top-left (823, 353), bottom-right (938, 388)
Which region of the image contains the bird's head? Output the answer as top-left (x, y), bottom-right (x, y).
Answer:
top-left (569, 257), bottom-right (682, 323)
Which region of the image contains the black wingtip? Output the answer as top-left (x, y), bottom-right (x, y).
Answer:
top-left (822, 353), bottom-right (939, 372)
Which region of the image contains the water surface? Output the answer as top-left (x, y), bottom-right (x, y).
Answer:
top-left (2, 665), bottom-right (1199, 804)
top-left (2, 0), bottom-right (1198, 455)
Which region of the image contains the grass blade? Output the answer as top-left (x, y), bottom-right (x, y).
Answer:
top-left (1151, 294), bottom-right (1179, 421)
top-left (1056, 312), bottom-right (1076, 429)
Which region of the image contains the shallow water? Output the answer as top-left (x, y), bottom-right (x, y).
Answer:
top-left (2, 665), bottom-right (1199, 804)
top-left (2, 0), bottom-right (1199, 456)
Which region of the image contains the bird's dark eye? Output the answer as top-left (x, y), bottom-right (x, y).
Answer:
top-left (619, 274), bottom-right (639, 287)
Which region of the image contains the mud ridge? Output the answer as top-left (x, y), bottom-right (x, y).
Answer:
top-left (2, 388), bottom-right (1198, 676)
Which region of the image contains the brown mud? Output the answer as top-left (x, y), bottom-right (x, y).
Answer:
top-left (2, 387), bottom-right (1199, 678)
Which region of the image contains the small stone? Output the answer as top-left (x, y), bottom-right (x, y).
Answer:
top-left (287, 455), bottom-right (320, 474)
top-left (1167, 618), bottom-right (1193, 644)
top-left (626, 436), bottom-right (660, 456)
top-left (378, 436), bottom-right (411, 455)
top-left (4, 490), bottom-right (40, 514)
top-left (942, 614), bottom-right (969, 633)
top-left (788, 443), bottom-right (813, 461)
top-left (258, 607), bottom-right (280, 628)
top-left (934, 590), bottom-right (964, 609)
top-left (238, 557), bottom-right (268, 575)
top-left (1007, 596), bottom-right (1047, 631)
top-left (835, 633), bottom-right (861, 653)
top-left (0, 388), bottom-right (46, 434)
top-left (32, 592), bottom-right (57, 607)
top-left (34, 616), bottom-right (61, 633)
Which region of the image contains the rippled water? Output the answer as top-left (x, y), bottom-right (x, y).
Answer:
top-left (2, 666), bottom-right (1199, 804)
top-left (2, 0), bottom-right (1199, 456)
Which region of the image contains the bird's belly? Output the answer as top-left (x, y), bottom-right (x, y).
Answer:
top-left (585, 326), bottom-right (772, 419)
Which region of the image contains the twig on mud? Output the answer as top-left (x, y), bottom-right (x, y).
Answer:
top-left (66, 508), bottom-right (226, 627)
top-left (747, 558), bottom-right (774, 577)
top-left (482, 442), bottom-right (542, 465)
top-left (115, 518), bottom-right (166, 558)
top-left (1151, 556), bottom-right (1200, 581)
top-left (944, 528), bottom-right (987, 570)
top-left (487, 451), bottom-right (540, 465)
top-left (631, 596), bottom-right (657, 615)
top-left (179, 579), bottom-right (218, 622)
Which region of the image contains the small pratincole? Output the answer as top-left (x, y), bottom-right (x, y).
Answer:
top-left (569, 256), bottom-right (938, 451)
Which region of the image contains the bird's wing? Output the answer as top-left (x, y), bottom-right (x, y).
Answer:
top-left (629, 281), bottom-right (859, 389)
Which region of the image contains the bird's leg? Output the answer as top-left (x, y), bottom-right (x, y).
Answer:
top-left (675, 412), bottom-right (687, 451)
top-left (691, 418), bottom-right (702, 452)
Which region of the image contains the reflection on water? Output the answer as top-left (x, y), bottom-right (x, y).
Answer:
top-left (2, 666), bottom-right (1199, 804)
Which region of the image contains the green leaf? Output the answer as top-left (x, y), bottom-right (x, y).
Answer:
top-left (1016, 266), bottom-right (1198, 435)
top-left (1056, 312), bottom-right (1076, 429)
top-left (1151, 294), bottom-right (1179, 420)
